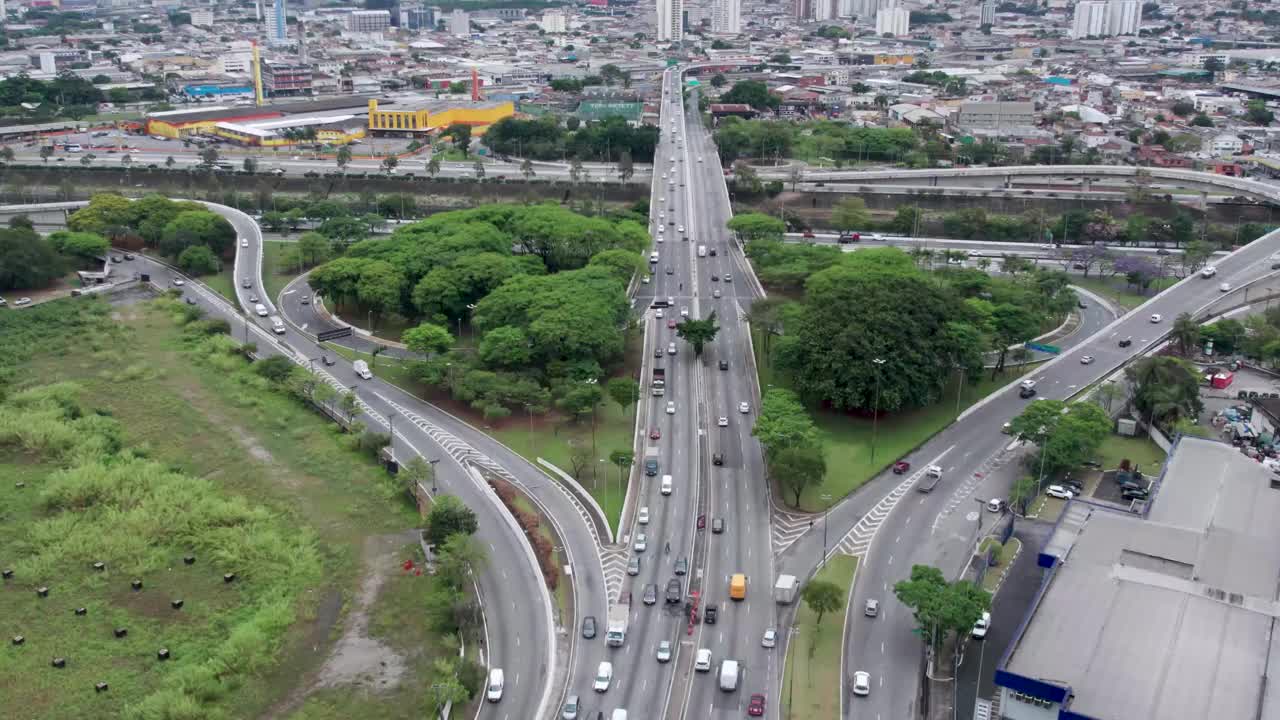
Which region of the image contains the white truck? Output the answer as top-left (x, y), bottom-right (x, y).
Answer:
top-left (353, 359), bottom-right (373, 380)
top-left (697, 244), bottom-right (707, 258)
top-left (774, 574), bottom-right (798, 605)
top-left (605, 601), bottom-right (629, 647)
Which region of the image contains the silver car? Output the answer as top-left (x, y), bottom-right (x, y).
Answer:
top-left (656, 640), bottom-right (672, 663)
top-left (561, 694), bottom-right (579, 719)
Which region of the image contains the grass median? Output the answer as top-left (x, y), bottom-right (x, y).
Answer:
top-left (782, 555), bottom-right (859, 720)
top-left (1095, 434), bottom-right (1166, 472)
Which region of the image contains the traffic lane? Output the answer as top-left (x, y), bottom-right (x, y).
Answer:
top-left (955, 523), bottom-right (1049, 720)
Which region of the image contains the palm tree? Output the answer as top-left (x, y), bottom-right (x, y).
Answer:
top-left (336, 144), bottom-right (352, 172)
top-left (1170, 313), bottom-right (1200, 356)
top-left (381, 155), bottom-right (398, 174)
top-left (165, 155), bottom-right (176, 170)
top-left (473, 159), bottom-right (485, 180)
top-left (0, 146), bottom-right (15, 164)
top-left (426, 155), bottom-right (441, 178)
top-left (39, 146), bottom-right (53, 163)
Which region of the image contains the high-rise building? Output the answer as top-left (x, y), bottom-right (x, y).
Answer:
top-left (348, 9), bottom-right (392, 32)
top-left (191, 9), bottom-right (214, 27)
top-left (261, 60), bottom-right (312, 96)
top-left (794, 0), bottom-right (812, 20)
top-left (813, 0), bottom-right (837, 21)
top-left (265, 0), bottom-right (287, 45)
top-left (405, 7), bottom-right (435, 29)
top-left (980, 1), bottom-right (995, 25)
top-left (657, 0), bottom-right (684, 42)
top-left (448, 8), bottom-right (470, 36)
top-left (1072, 0), bottom-right (1138, 38)
top-left (541, 9), bottom-right (567, 32)
top-left (852, 0), bottom-right (895, 21)
top-left (712, 0), bottom-right (740, 33)
top-left (875, 6), bottom-right (908, 35)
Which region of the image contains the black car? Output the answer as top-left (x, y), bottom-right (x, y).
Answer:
top-left (719, 360), bottom-right (728, 370)
top-left (674, 557), bottom-right (688, 576)
top-left (711, 274), bottom-right (719, 282)
top-left (322, 355), bottom-right (336, 366)
top-left (642, 583), bottom-right (658, 606)
top-left (1019, 386), bottom-right (1037, 399)
top-left (1122, 488), bottom-right (1150, 501)
top-left (712, 452), bottom-right (724, 466)
top-left (666, 266), bottom-right (675, 275)
top-left (582, 615), bottom-right (597, 639)
top-left (665, 578), bottom-right (682, 603)
top-left (704, 604), bottom-right (718, 624)
top-left (712, 517), bottom-right (725, 534)
top-left (124, 253), bottom-right (135, 261)
top-left (709, 248), bottom-right (717, 256)
top-left (1119, 337), bottom-right (1133, 348)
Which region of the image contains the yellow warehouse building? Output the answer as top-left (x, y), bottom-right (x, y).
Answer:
top-left (366, 98), bottom-right (514, 136)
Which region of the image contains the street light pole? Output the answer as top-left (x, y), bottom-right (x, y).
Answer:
top-left (821, 493), bottom-right (833, 567)
top-left (871, 357), bottom-right (886, 465)
top-left (428, 457), bottom-right (440, 493)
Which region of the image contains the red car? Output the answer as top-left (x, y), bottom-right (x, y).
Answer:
top-left (748, 693), bottom-right (766, 716)
top-left (667, 318), bottom-right (677, 329)
top-left (802, 229), bottom-right (815, 238)
top-left (649, 427), bottom-right (661, 440)
top-left (892, 461), bottom-right (910, 474)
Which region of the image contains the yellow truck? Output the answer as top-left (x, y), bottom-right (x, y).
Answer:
top-left (729, 573), bottom-right (746, 601)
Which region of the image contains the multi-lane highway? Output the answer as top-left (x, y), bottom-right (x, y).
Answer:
top-left (771, 221), bottom-right (1280, 719)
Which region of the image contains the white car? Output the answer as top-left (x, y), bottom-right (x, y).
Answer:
top-left (240, 238), bottom-right (248, 247)
top-left (487, 668), bottom-right (504, 702)
top-left (594, 661), bottom-right (613, 692)
top-left (1150, 313), bottom-right (1162, 323)
top-left (986, 498), bottom-right (1005, 513)
top-left (694, 648), bottom-right (712, 672)
top-left (852, 670), bottom-right (871, 696)
top-left (1046, 485), bottom-right (1075, 500)
top-left (738, 402), bottom-right (751, 414)
top-left (718, 416), bottom-right (729, 427)
top-left (677, 225), bottom-right (685, 234)
top-left (14, 297), bottom-right (32, 306)
top-left (638, 506), bottom-right (650, 525)
top-left (666, 401), bottom-right (676, 414)
top-left (656, 640), bottom-right (672, 663)
top-left (972, 611), bottom-right (991, 639)
top-left (171, 278), bottom-right (184, 286)
top-left (680, 306), bottom-right (689, 317)
top-left (762, 629), bottom-right (777, 648)
top-left (1080, 355), bottom-right (1094, 365)
top-left (698, 156), bottom-right (704, 162)
top-left (658, 225), bottom-right (664, 234)
top-left (1219, 282), bottom-right (1232, 293)
top-left (655, 308), bottom-right (664, 318)
top-left (713, 289), bottom-right (722, 298)
top-left (633, 533), bottom-right (647, 552)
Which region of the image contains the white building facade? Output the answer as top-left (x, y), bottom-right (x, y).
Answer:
top-left (1072, 0), bottom-right (1138, 39)
top-left (657, 0), bottom-right (684, 42)
top-left (712, 0), bottom-right (741, 34)
top-left (875, 6), bottom-right (909, 36)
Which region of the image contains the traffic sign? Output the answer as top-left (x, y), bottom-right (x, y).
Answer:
top-left (317, 326), bottom-right (353, 342)
top-left (1024, 342), bottom-right (1061, 354)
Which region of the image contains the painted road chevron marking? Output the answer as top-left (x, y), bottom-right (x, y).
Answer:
top-left (831, 446), bottom-right (955, 560)
top-left (772, 507), bottom-right (817, 556)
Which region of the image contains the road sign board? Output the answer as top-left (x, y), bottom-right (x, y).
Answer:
top-left (1024, 342), bottom-right (1061, 354)
top-left (317, 326), bottom-right (353, 342)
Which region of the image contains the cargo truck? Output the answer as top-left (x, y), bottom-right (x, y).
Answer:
top-left (652, 367), bottom-right (666, 396)
top-left (353, 359), bottom-right (373, 380)
top-left (606, 600), bottom-right (630, 647)
top-left (644, 447), bottom-right (660, 476)
top-left (774, 574), bottom-right (797, 604)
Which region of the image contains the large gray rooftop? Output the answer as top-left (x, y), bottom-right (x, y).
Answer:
top-left (1002, 437), bottom-right (1280, 720)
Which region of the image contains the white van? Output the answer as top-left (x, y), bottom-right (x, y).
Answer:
top-left (718, 659), bottom-right (740, 691)
top-left (698, 245), bottom-right (707, 258)
top-left (611, 711), bottom-right (628, 720)
top-left (353, 359), bottom-right (373, 380)
top-left (649, 251), bottom-right (659, 264)
top-left (486, 668), bottom-right (504, 702)
top-left (270, 317), bottom-right (286, 335)
top-left (661, 474), bottom-right (673, 496)
top-left (254, 303), bottom-right (268, 317)
top-left (1201, 265), bottom-right (1217, 278)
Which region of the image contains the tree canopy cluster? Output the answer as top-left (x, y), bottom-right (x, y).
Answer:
top-left (1008, 399), bottom-right (1114, 478)
top-left (308, 204), bottom-right (646, 419)
top-left (894, 564), bottom-right (989, 650)
top-left (715, 118), bottom-right (920, 165)
top-left (0, 222), bottom-right (70, 291)
top-left (718, 80), bottom-right (781, 111)
top-left (482, 115), bottom-right (659, 163)
top-left (0, 71), bottom-right (107, 121)
top-left (68, 193), bottom-right (236, 261)
top-left (754, 388), bottom-right (827, 507)
top-left (746, 235), bottom-right (1073, 413)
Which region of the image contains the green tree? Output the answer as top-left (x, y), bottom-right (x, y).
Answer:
top-left (47, 230), bottom-right (108, 259)
top-left (0, 227), bottom-right (64, 291)
top-left (1170, 100), bottom-right (1194, 117)
top-left (176, 244), bottom-right (221, 274)
top-left (400, 455), bottom-right (435, 497)
top-left (477, 326), bottom-right (533, 368)
top-left (159, 209), bottom-right (236, 257)
top-left (436, 532), bottom-right (487, 590)
top-left (427, 155), bottom-right (441, 178)
top-left (989, 304), bottom-right (1040, 377)
top-left (520, 157), bottom-right (535, 180)
top-left (894, 564), bottom-right (989, 649)
top-left (242, 157), bottom-right (257, 174)
top-left (199, 146), bottom-right (219, 167)
top-left (424, 494), bottom-right (479, 547)
top-left (710, 73), bottom-right (727, 88)
top-left (676, 311), bottom-right (720, 356)
top-left (606, 376), bottom-right (639, 415)
top-left (801, 579), bottom-right (844, 627)
top-left (1191, 113), bottom-right (1214, 127)
top-left (720, 80), bottom-right (781, 110)
top-left (403, 323), bottom-right (455, 356)
top-left (753, 388), bottom-right (820, 458)
top-left (1007, 476), bottom-right (1039, 515)
top-left (445, 123), bottom-right (473, 156)
top-left (1247, 100), bottom-right (1274, 126)
top-left (727, 212), bottom-right (786, 243)
top-left (473, 158), bottom-right (486, 180)
top-left (336, 144), bottom-right (353, 171)
top-left (381, 155), bottom-right (399, 174)
top-left (1170, 312), bottom-right (1201, 356)
top-left (1125, 355), bottom-right (1203, 429)
top-left (771, 444), bottom-right (827, 507)
top-left (831, 197), bottom-right (870, 232)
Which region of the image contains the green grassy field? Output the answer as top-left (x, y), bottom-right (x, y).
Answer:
top-left (980, 538), bottom-right (1022, 594)
top-left (757, 333), bottom-right (1040, 511)
top-left (1096, 434), bottom-right (1167, 472)
top-left (261, 240), bottom-right (299, 301)
top-left (1072, 276), bottom-right (1176, 311)
top-left (782, 555), bottom-right (858, 720)
top-left (0, 298), bottom-right (454, 720)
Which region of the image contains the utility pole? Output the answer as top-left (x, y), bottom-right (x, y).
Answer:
top-left (870, 357), bottom-right (887, 464)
